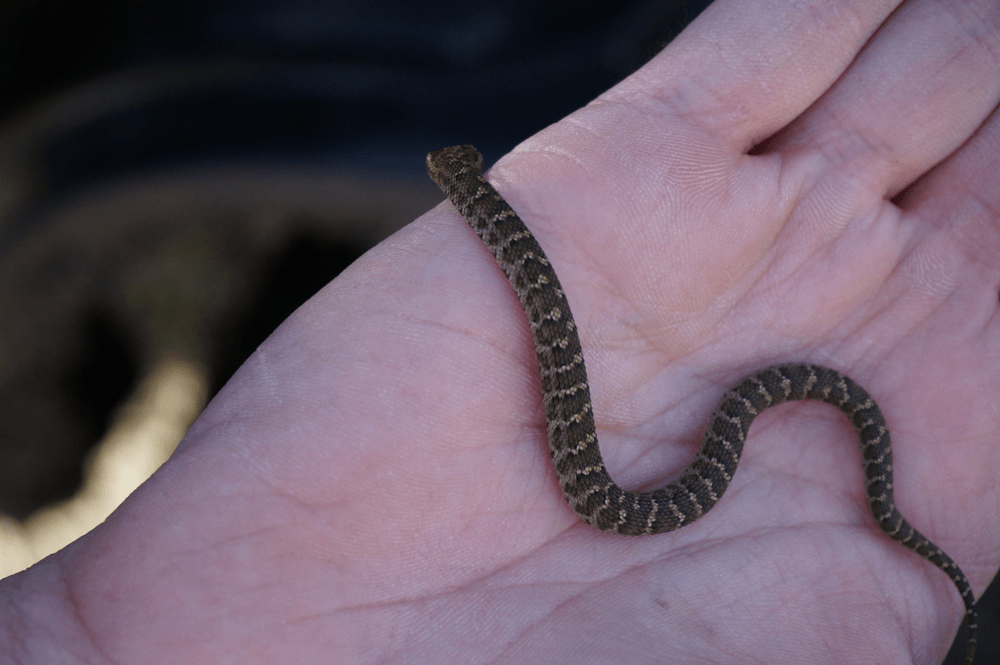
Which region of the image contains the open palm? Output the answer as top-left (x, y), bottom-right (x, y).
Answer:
top-left (5, 1), bottom-right (999, 664)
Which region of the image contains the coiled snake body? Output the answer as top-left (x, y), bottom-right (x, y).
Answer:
top-left (426, 144), bottom-right (977, 663)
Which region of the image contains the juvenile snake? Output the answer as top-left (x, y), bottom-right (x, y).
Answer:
top-left (426, 144), bottom-right (977, 663)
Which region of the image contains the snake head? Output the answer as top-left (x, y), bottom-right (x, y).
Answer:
top-left (426, 145), bottom-right (484, 186)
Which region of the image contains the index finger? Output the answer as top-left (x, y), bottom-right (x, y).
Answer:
top-left (605, 0), bottom-right (902, 148)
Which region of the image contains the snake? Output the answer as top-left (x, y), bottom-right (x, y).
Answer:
top-left (426, 144), bottom-right (977, 664)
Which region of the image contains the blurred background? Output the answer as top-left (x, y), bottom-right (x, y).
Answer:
top-left (0, 1), bottom-right (992, 662)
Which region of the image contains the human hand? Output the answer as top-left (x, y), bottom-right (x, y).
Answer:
top-left (4, 1), bottom-right (998, 663)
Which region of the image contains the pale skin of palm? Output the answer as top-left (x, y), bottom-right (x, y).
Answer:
top-left (3, 0), bottom-right (1000, 663)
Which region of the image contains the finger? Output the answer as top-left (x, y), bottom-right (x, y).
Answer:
top-left (768, 0), bottom-right (1000, 196)
top-left (605, 0), bottom-right (902, 146)
top-left (895, 103), bottom-right (1000, 283)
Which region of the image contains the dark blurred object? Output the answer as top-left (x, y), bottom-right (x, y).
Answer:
top-left (0, 0), bottom-right (710, 205)
top-left (0, 0), bottom-right (711, 519)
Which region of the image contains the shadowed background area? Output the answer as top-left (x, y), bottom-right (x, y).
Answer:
top-left (0, 1), bottom-right (992, 662)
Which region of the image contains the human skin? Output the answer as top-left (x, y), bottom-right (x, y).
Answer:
top-left (3, 0), bottom-right (1000, 663)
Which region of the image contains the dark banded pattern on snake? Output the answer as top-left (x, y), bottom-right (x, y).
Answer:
top-left (426, 144), bottom-right (977, 664)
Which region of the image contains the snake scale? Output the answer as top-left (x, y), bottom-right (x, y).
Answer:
top-left (427, 144), bottom-right (977, 663)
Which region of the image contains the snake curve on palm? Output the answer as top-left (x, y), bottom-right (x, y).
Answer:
top-left (426, 144), bottom-right (977, 664)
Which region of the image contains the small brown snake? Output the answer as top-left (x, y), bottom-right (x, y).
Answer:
top-left (426, 144), bottom-right (977, 663)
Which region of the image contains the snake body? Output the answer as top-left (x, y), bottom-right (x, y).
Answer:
top-left (426, 144), bottom-right (976, 663)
